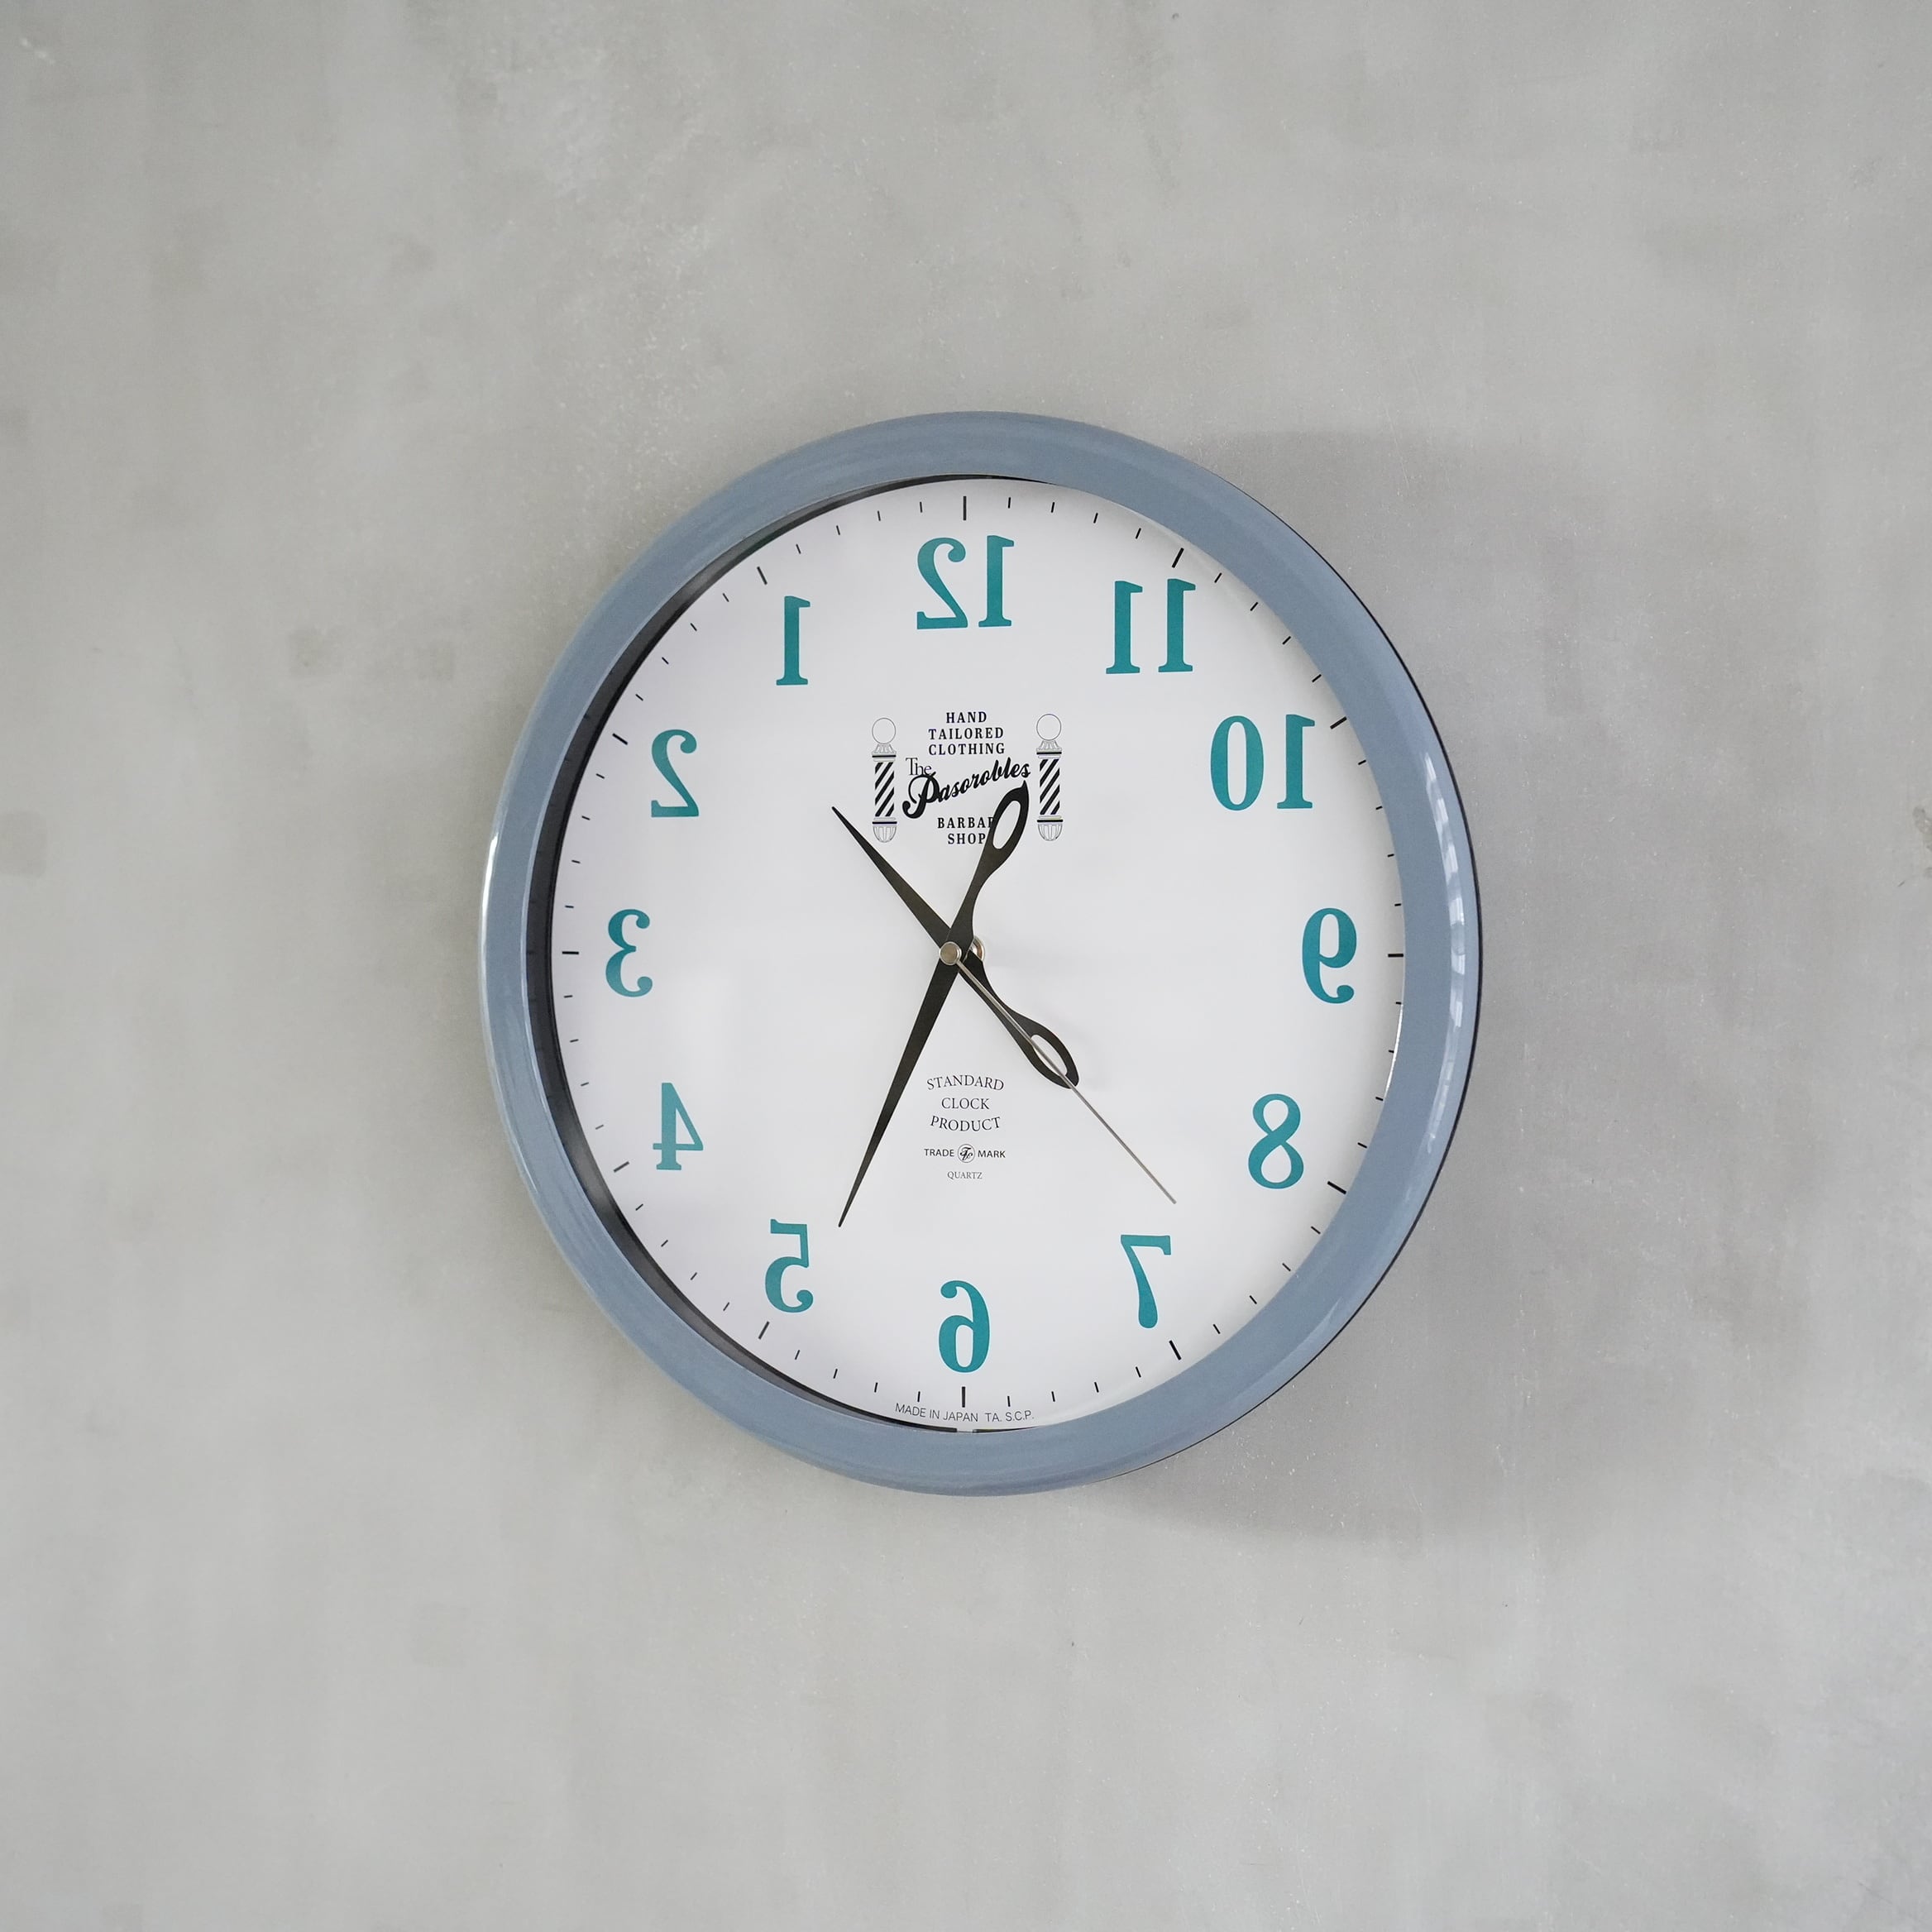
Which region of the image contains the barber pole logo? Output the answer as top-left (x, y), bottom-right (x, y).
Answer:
top-left (1035, 714), bottom-right (1063, 840)
top-left (871, 719), bottom-right (897, 842)
top-left (861, 710), bottom-right (1066, 847)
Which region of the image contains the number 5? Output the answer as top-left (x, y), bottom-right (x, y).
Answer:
top-left (764, 1222), bottom-right (812, 1312)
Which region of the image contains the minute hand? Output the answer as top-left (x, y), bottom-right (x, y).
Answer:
top-left (831, 802), bottom-right (1077, 1087)
top-left (836, 785), bottom-right (1035, 1227)
top-left (835, 787), bottom-right (1174, 1205)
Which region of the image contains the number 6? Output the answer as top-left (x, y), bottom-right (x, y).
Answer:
top-left (937, 1279), bottom-right (990, 1374)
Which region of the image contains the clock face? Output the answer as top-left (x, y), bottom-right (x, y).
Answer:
top-left (542, 478), bottom-right (1405, 1431)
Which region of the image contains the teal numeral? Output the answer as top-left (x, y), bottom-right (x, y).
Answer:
top-left (1120, 1234), bottom-right (1171, 1330)
top-left (1279, 714), bottom-right (1313, 809)
top-left (982, 535), bottom-right (1012, 627)
top-left (653, 1083), bottom-right (704, 1170)
top-left (648, 729), bottom-right (700, 817)
top-left (604, 909), bottom-right (652, 996)
top-left (916, 538), bottom-right (970, 628)
top-left (1212, 714), bottom-right (1314, 811)
top-left (777, 595), bottom-right (810, 686)
top-left (1247, 1094), bottom-right (1305, 1189)
top-left (1302, 908), bottom-right (1357, 1003)
top-left (937, 1279), bottom-right (989, 1374)
top-left (1210, 715), bottom-right (1264, 810)
top-left (1161, 578), bottom-right (1194, 672)
top-left (1107, 576), bottom-right (1193, 674)
top-left (918, 536), bottom-right (1014, 628)
top-left (1107, 580), bottom-right (1141, 673)
top-left (764, 1221), bottom-right (812, 1312)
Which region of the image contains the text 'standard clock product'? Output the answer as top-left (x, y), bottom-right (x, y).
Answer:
top-left (481, 415), bottom-right (1478, 1493)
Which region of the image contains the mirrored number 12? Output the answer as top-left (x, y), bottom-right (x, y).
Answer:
top-left (916, 536), bottom-right (1013, 629)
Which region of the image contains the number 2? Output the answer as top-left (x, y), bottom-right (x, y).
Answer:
top-left (649, 729), bottom-right (700, 817)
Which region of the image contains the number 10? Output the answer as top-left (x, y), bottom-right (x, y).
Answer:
top-left (1210, 714), bottom-right (1314, 811)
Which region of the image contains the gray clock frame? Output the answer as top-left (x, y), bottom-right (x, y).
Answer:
top-left (481, 412), bottom-right (1479, 1495)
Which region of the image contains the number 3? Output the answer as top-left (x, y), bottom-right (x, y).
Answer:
top-left (605, 910), bottom-right (651, 996)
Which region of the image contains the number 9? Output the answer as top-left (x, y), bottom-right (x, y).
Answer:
top-left (1301, 907), bottom-right (1356, 1004)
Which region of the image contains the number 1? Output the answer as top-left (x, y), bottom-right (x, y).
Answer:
top-left (777, 595), bottom-right (809, 686)
top-left (982, 535), bottom-right (1012, 627)
top-left (1279, 714), bottom-right (1313, 809)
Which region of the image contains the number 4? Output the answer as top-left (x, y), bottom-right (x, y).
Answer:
top-left (653, 1083), bottom-right (703, 1170)
top-left (1120, 1234), bottom-right (1171, 1329)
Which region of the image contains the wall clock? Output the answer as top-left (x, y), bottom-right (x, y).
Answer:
top-left (481, 413), bottom-right (1478, 1494)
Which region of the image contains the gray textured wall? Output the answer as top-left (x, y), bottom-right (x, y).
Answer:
top-left (5, 4), bottom-right (1930, 1927)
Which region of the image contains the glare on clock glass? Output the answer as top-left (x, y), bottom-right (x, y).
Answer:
top-left (547, 480), bottom-right (1404, 1430)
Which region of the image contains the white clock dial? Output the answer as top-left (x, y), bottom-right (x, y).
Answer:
top-left (546, 480), bottom-right (1404, 1430)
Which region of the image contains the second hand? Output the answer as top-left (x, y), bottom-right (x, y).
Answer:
top-left (940, 941), bottom-right (1177, 1206)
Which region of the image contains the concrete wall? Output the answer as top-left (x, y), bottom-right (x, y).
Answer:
top-left (6, 4), bottom-right (1930, 1926)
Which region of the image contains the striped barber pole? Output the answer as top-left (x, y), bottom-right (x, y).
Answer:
top-left (1035, 714), bottom-right (1063, 840)
top-left (871, 719), bottom-right (897, 842)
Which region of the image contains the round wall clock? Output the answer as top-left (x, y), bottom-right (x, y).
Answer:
top-left (481, 414), bottom-right (1478, 1494)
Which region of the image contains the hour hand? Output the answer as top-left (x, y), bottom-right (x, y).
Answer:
top-left (831, 808), bottom-right (948, 948)
top-left (833, 785), bottom-right (1029, 954)
top-left (833, 806), bottom-right (1076, 1086)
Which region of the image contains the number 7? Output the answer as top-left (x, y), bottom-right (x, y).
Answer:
top-left (1119, 1235), bottom-right (1171, 1330)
